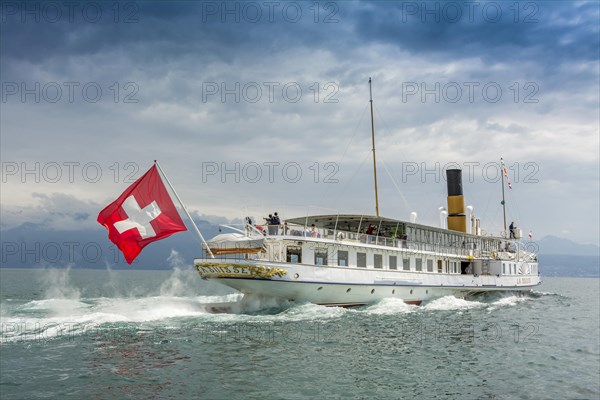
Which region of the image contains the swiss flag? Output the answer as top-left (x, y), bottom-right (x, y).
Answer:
top-left (97, 165), bottom-right (187, 264)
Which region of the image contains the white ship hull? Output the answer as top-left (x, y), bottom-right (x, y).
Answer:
top-left (195, 259), bottom-right (541, 306)
top-left (188, 85), bottom-right (540, 308)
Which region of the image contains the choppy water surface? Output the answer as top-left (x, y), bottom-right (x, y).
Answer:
top-left (0, 268), bottom-right (598, 400)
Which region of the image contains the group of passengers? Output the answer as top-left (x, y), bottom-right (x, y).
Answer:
top-left (264, 212), bottom-right (281, 226)
top-left (244, 212), bottom-right (282, 236)
top-left (244, 212), bottom-right (281, 236)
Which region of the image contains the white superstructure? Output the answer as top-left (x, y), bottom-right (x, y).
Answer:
top-left (193, 80), bottom-right (540, 306)
top-left (194, 213), bottom-right (540, 306)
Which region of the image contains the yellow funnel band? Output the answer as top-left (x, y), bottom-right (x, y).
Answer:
top-left (447, 215), bottom-right (467, 233)
top-left (447, 195), bottom-right (465, 215)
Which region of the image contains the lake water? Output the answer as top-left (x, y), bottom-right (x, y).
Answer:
top-left (0, 268), bottom-right (598, 399)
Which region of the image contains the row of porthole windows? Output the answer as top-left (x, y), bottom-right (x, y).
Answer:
top-left (406, 226), bottom-right (500, 253)
top-left (503, 263), bottom-right (536, 275)
top-left (315, 286), bottom-right (428, 296)
top-left (503, 263), bottom-right (519, 275)
top-left (289, 245), bottom-right (460, 274)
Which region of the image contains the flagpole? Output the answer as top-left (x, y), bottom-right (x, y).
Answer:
top-left (369, 77), bottom-right (380, 217)
top-left (500, 158), bottom-right (507, 239)
top-left (154, 160), bottom-right (215, 259)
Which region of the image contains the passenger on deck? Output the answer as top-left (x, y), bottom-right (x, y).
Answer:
top-left (272, 212), bottom-right (281, 225)
top-left (465, 264), bottom-right (473, 274)
top-left (366, 224), bottom-right (375, 235)
top-left (509, 222), bottom-right (516, 239)
top-left (244, 216), bottom-right (253, 235)
top-left (265, 214), bottom-right (278, 235)
top-left (359, 229), bottom-right (366, 243)
top-left (283, 222), bottom-right (289, 235)
top-left (310, 224), bottom-right (319, 238)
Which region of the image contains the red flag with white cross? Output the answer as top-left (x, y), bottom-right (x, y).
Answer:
top-left (97, 165), bottom-right (187, 264)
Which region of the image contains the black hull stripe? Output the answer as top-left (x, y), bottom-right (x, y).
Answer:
top-left (208, 277), bottom-right (540, 290)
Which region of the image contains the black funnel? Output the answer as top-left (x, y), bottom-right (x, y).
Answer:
top-left (446, 169), bottom-right (463, 197)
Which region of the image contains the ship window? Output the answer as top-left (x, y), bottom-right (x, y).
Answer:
top-left (315, 249), bottom-right (328, 266)
top-left (415, 258), bottom-right (422, 271)
top-left (357, 252), bottom-right (367, 268)
top-left (427, 259), bottom-right (433, 272)
top-left (338, 250), bottom-right (348, 266)
top-left (403, 258), bottom-right (410, 271)
top-left (374, 254), bottom-right (383, 269)
top-left (389, 255), bottom-right (397, 270)
top-left (286, 246), bottom-right (302, 263)
top-left (437, 260), bottom-right (443, 273)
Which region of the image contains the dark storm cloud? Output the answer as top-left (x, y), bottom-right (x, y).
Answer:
top-left (3, 1), bottom-right (597, 85)
top-left (0, 1), bottom-right (349, 67)
top-left (350, 1), bottom-right (599, 63)
top-left (0, 0), bottom-right (598, 245)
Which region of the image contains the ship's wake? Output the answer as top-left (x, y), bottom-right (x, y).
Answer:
top-left (0, 267), bottom-right (543, 344)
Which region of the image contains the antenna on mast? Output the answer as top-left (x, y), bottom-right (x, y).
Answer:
top-left (369, 77), bottom-right (380, 217)
top-left (500, 157), bottom-right (507, 238)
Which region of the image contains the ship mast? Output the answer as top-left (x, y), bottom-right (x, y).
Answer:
top-left (500, 157), bottom-right (507, 238)
top-left (369, 77), bottom-right (380, 217)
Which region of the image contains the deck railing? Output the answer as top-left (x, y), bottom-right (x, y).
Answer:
top-left (205, 223), bottom-right (532, 263)
top-left (257, 224), bottom-right (483, 257)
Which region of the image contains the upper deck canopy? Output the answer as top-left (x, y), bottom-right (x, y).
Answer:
top-left (284, 214), bottom-right (491, 239)
top-left (283, 214), bottom-right (514, 254)
top-left (285, 214), bottom-right (401, 232)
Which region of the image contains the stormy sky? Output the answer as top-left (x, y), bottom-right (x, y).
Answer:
top-left (1, 0), bottom-right (599, 248)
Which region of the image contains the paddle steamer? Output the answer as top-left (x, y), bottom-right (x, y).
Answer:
top-left (194, 79), bottom-right (540, 306)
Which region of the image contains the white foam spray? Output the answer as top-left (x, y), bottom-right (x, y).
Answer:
top-left (40, 265), bottom-right (81, 300)
top-left (363, 298), bottom-right (417, 315)
top-left (159, 250), bottom-right (200, 297)
top-left (422, 296), bottom-right (484, 311)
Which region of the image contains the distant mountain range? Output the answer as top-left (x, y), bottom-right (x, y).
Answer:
top-left (537, 235), bottom-right (599, 257)
top-left (1, 224), bottom-right (598, 277)
top-left (535, 236), bottom-right (599, 277)
top-left (0, 218), bottom-right (219, 271)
